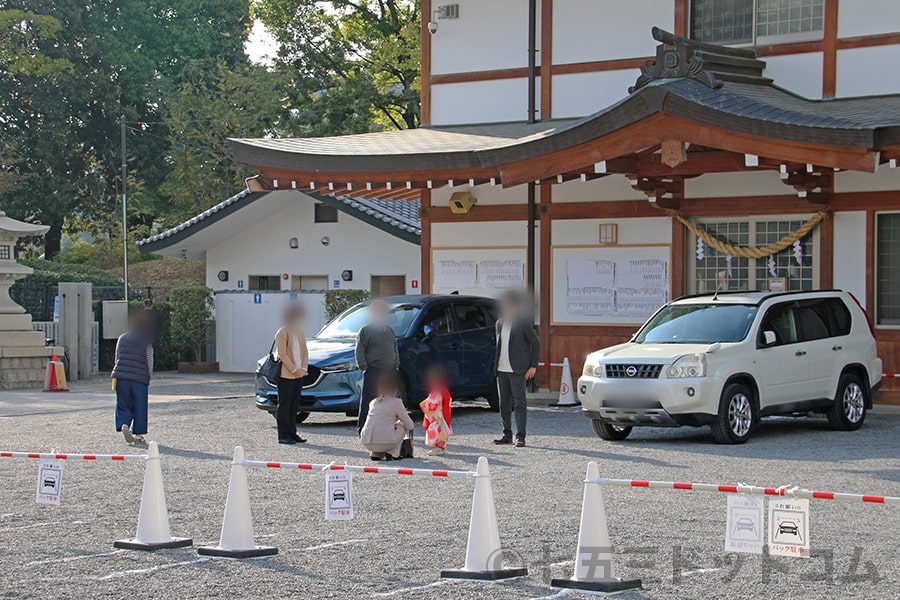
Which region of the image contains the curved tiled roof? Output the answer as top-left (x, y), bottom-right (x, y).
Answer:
top-left (137, 189), bottom-right (420, 254)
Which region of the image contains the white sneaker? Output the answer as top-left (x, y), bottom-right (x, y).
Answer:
top-left (426, 447), bottom-right (446, 456)
top-left (121, 425), bottom-right (135, 444)
top-left (133, 435), bottom-right (147, 445)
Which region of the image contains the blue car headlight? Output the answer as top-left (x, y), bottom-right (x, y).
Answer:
top-left (320, 362), bottom-right (358, 373)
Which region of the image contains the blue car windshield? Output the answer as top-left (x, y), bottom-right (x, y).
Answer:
top-left (316, 304), bottom-right (421, 340)
top-left (635, 303), bottom-right (757, 344)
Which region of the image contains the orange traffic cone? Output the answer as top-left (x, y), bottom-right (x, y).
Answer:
top-left (43, 355), bottom-right (69, 392)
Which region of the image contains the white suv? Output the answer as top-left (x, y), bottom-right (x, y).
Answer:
top-left (578, 291), bottom-right (882, 444)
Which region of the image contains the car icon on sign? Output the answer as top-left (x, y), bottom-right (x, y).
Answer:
top-left (777, 521), bottom-right (802, 540)
top-left (734, 517), bottom-right (756, 533)
top-left (43, 477), bottom-right (56, 489)
top-left (332, 489), bottom-right (346, 502)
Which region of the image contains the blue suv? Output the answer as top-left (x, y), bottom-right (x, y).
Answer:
top-left (255, 295), bottom-right (500, 421)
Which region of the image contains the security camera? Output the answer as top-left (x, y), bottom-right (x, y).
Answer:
top-left (428, 20), bottom-right (438, 34)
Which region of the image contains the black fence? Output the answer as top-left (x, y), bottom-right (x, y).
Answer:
top-left (11, 284), bottom-right (177, 322)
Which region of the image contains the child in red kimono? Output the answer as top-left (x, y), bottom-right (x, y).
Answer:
top-left (420, 366), bottom-right (452, 455)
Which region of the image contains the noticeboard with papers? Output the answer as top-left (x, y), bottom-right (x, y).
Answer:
top-left (552, 245), bottom-right (670, 324)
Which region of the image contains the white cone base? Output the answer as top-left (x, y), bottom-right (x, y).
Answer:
top-left (441, 567), bottom-right (528, 581)
top-left (114, 537), bottom-right (193, 551)
top-left (551, 576), bottom-right (642, 594)
top-left (198, 546), bottom-right (278, 559)
top-left (549, 400), bottom-right (580, 407)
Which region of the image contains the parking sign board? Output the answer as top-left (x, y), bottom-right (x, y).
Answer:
top-left (36, 459), bottom-right (64, 505)
top-left (725, 495), bottom-right (764, 554)
top-left (325, 471), bottom-right (353, 521)
top-left (768, 498), bottom-right (810, 558)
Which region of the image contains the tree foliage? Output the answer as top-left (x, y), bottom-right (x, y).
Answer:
top-left (254, 0), bottom-right (420, 133)
top-left (0, 0), bottom-right (422, 260)
top-left (170, 286), bottom-right (214, 363)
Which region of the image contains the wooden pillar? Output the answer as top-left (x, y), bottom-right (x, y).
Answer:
top-left (670, 216), bottom-right (686, 299)
top-left (823, 0), bottom-right (839, 98)
top-left (539, 183), bottom-right (552, 385)
top-left (540, 0), bottom-right (553, 119)
top-left (819, 214), bottom-right (834, 289)
top-left (420, 0), bottom-right (432, 125)
top-left (420, 189), bottom-right (432, 293)
top-left (674, 0), bottom-right (688, 37)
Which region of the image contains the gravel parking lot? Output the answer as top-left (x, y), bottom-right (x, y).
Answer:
top-left (0, 375), bottom-right (898, 599)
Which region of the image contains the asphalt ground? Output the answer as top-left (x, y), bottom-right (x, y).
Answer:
top-left (0, 376), bottom-right (898, 599)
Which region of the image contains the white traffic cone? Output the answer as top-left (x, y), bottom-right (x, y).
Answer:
top-left (198, 446), bottom-right (277, 558)
top-left (551, 461), bottom-right (641, 593)
top-left (550, 357), bottom-right (579, 407)
top-left (441, 457), bottom-right (526, 581)
top-left (114, 441), bottom-right (192, 550)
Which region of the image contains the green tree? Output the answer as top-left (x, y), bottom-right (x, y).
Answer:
top-left (254, 0), bottom-right (421, 134)
top-left (0, 0), bottom-right (251, 256)
top-left (170, 286), bottom-right (214, 363)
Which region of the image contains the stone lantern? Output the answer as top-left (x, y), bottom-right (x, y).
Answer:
top-left (0, 210), bottom-right (61, 388)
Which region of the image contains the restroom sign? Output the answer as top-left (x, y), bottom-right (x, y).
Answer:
top-left (253, 293), bottom-right (262, 304)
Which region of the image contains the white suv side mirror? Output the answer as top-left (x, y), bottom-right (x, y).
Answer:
top-left (762, 330), bottom-right (777, 346)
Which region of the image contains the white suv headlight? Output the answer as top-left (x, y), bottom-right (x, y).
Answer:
top-left (666, 353), bottom-right (707, 378)
top-left (582, 357), bottom-right (604, 378)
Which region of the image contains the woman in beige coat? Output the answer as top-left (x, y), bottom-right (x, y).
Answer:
top-left (274, 304), bottom-right (309, 445)
top-left (360, 371), bottom-right (414, 460)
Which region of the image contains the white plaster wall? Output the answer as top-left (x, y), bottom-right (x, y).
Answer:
top-left (553, 0), bottom-right (672, 64)
top-left (835, 168), bottom-right (900, 193)
top-left (432, 221), bottom-right (527, 247)
top-left (552, 174), bottom-right (648, 202)
top-left (836, 45), bottom-right (900, 97)
top-left (205, 196), bottom-right (421, 294)
top-left (838, 0), bottom-right (900, 37)
top-left (430, 78), bottom-right (533, 125)
top-left (551, 70), bottom-right (638, 118)
top-left (832, 211), bottom-right (867, 305)
top-left (430, 0), bottom-right (531, 74)
top-left (685, 171), bottom-right (795, 199)
top-left (764, 52), bottom-right (824, 99)
top-left (552, 217), bottom-right (671, 246)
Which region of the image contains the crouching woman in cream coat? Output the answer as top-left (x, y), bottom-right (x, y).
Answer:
top-left (360, 371), bottom-right (414, 461)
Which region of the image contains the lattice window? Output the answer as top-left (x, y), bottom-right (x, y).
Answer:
top-left (690, 216), bottom-right (818, 294)
top-left (0, 245), bottom-right (9, 260)
top-left (876, 213), bottom-right (900, 327)
top-left (691, 0), bottom-right (824, 45)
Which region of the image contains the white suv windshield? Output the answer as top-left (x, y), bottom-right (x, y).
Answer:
top-left (317, 304), bottom-right (421, 340)
top-left (635, 304), bottom-right (758, 344)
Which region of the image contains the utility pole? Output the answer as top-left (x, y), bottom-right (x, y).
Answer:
top-left (120, 115), bottom-right (129, 302)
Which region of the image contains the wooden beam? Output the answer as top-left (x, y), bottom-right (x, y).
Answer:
top-left (819, 212), bottom-right (834, 289)
top-left (823, 0), bottom-right (838, 98)
top-left (420, 0), bottom-right (432, 125)
top-left (671, 217), bottom-right (686, 298)
top-left (431, 67), bottom-right (535, 85)
top-left (550, 56), bottom-right (649, 76)
top-left (426, 204), bottom-right (527, 222)
top-left (540, 0), bottom-right (553, 119)
top-left (254, 166), bottom-right (499, 188)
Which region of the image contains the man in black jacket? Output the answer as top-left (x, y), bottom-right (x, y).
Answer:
top-left (493, 291), bottom-right (540, 447)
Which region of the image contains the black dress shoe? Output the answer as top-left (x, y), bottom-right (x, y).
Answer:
top-left (278, 438), bottom-right (297, 445)
top-left (493, 436), bottom-right (513, 445)
top-left (292, 434), bottom-right (307, 443)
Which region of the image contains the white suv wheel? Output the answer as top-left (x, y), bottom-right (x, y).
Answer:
top-left (827, 373), bottom-right (867, 431)
top-left (711, 382), bottom-right (756, 444)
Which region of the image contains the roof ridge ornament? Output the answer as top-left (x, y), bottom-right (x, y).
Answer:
top-left (630, 27), bottom-right (768, 94)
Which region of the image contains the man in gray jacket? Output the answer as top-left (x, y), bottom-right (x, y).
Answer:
top-left (493, 291), bottom-right (540, 447)
top-left (355, 299), bottom-right (400, 433)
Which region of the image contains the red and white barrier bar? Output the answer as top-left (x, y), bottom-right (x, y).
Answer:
top-left (883, 373), bottom-right (900, 378)
top-left (0, 451), bottom-right (147, 461)
top-left (594, 476), bottom-right (900, 506)
top-left (242, 460), bottom-right (475, 478)
top-left (538, 361), bottom-right (566, 368)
